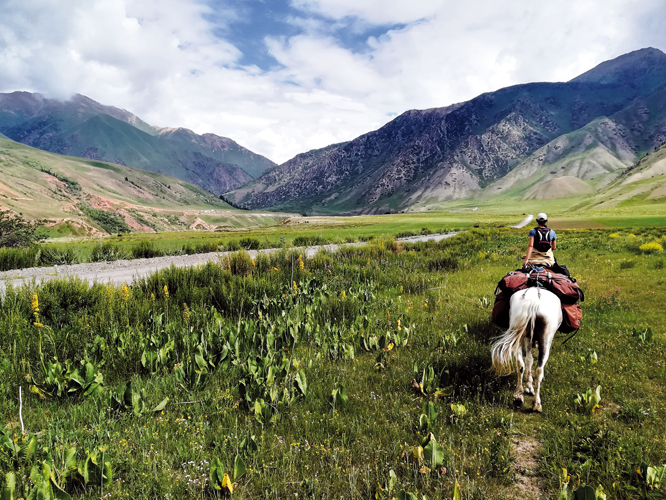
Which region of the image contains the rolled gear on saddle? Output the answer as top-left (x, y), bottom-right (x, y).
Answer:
top-left (526, 248), bottom-right (555, 267)
top-left (491, 268), bottom-right (584, 333)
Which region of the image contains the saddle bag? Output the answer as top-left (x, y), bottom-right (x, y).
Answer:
top-left (492, 269), bottom-right (584, 332)
top-left (492, 291), bottom-right (511, 329)
top-left (546, 274), bottom-right (584, 304)
top-left (497, 272), bottom-right (528, 294)
top-left (559, 303), bottom-right (582, 333)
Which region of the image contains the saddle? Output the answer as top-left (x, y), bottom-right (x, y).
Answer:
top-left (492, 267), bottom-right (584, 333)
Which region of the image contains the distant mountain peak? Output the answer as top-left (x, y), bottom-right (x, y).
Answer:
top-left (570, 47), bottom-right (666, 93)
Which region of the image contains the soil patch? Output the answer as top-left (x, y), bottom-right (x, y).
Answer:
top-left (509, 435), bottom-right (543, 499)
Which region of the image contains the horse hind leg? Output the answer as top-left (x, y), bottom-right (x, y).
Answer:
top-left (533, 332), bottom-right (554, 413)
top-left (524, 337), bottom-right (535, 396)
top-left (513, 344), bottom-right (526, 408)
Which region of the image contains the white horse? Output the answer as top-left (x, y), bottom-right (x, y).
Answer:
top-left (491, 287), bottom-right (562, 412)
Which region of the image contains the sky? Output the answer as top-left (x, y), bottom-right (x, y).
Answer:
top-left (1, 0), bottom-right (666, 164)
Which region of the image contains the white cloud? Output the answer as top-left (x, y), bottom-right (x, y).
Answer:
top-left (1, 0), bottom-right (666, 164)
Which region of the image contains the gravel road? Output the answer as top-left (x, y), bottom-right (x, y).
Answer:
top-left (0, 232), bottom-right (457, 294)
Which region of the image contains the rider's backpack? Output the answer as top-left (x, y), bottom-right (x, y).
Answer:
top-left (533, 226), bottom-right (553, 252)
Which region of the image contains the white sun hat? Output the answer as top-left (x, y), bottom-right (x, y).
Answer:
top-left (536, 213), bottom-right (548, 222)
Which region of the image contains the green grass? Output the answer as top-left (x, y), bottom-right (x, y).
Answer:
top-left (1, 228), bottom-right (665, 498)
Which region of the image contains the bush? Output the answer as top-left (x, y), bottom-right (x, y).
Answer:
top-left (183, 241), bottom-right (220, 255)
top-left (131, 241), bottom-right (163, 259)
top-left (640, 241), bottom-right (663, 253)
top-left (90, 241), bottom-right (130, 262)
top-left (426, 252), bottom-right (461, 272)
top-left (225, 240), bottom-right (242, 252)
top-left (0, 210), bottom-right (47, 248)
top-left (79, 204), bottom-right (131, 234)
top-left (0, 246), bottom-right (39, 271)
top-left (239, 237), bottom-right (261, 250)
top-left (222, 251), bottom-right (254, 276)
top-left (293, 235), bottom-right (326, 246)
top-left (619, 259), bottom-right (636, 269)
top-left (38, 246), bottom-right (77, 266)
top-left (396, 231), bottom-right (418, 238)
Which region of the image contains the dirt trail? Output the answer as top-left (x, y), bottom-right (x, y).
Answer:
top-left (512, 214), bottom-right (534, 228)
top-left (509, 435), bottom-right (544, 499)
top-left (0, 233), bottom-right (457, 294)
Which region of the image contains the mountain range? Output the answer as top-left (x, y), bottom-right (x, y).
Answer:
top-left (2, 48), bottom-right (666, 216)
top-left (0, 92), bottom-right (275, 195)
top-left (225, 48), bottom-right (666, 213)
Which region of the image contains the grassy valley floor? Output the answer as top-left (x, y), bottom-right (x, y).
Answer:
top-left (1, 227), bottom-right (666, 499)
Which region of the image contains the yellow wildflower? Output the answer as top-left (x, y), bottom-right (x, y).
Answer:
top-left (183, 303), bottom-right (190, 322)
top-left (341, 290), bottom-right (346, 299)
top-left (31, 294), bottom-right (39, 312)
top-left (163, 285), bottom-right (169, 299)
top-left (121, 282), bottom-right (130, 301)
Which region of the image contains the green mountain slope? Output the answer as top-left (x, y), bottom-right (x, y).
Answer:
top-left (0, 137), bottom-right (281, 236)
top-left (0, 92), bottom-right (275, 194)
top-left (484, 117), bottom-right (635, 199)
top-left (583, 142), bottom-right (666, 209)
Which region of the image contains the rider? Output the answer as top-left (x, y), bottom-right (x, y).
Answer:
top-left (523, 213), bottom-right (556, 269)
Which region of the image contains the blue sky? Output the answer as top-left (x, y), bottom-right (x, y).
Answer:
top-left (1, 0), bottom-right (666, 162)
top-left (206, 0), bottom-right (408, 70)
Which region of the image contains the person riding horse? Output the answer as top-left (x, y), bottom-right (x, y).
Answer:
top-left (523, 213), bottom-right (556, 268)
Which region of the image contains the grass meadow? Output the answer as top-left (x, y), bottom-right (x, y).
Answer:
top-left (0, 211), bottom-right (475, 272)
top-left (1, 227), bottom-right (666, 499)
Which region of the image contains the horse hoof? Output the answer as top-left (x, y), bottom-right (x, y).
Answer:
top-left (532, 403), bottom-right (543, 413)
top-left (524, 388), bottom-right (534, 396)
top-left (514, 397), bottom-right (524, 408)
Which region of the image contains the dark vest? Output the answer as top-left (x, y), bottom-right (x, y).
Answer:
top-left (533, 226), bottom-right (553, 252)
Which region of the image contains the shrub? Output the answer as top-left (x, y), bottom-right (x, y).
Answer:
top-left (293, 235), bottom-right (326, 246)
top-left (426, 253), bottom-right (461, 272)
top-left (131, 241), bottom-right (163, 259)
top-left (239, 237), bottom-right (261, 250)
top-left (225, 240), bottom-right (241, 252)
top-left (79, 204), bottom-right (131, 234)
top-left (0, 246), bottom-right (39, 271)
top-left (396, 230), bottom-right (418, 238)
top-left (90, 241), bottom-right (130, 262)
top-left (619, 259), bottom-right (636, 269)
top-left (222, 251), bottom-right (254, 276)
top-left (639, 241), bottom-right (663, 253)
top-left (0, 210), bottom-right (47, 248)
top-left (38, 246), bottom-right (77, 266)
top-left (183, 240), bottom-right (220, 255)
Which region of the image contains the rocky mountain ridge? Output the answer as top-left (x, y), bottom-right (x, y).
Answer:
top-left (226, 47), bottom-right (666, 213)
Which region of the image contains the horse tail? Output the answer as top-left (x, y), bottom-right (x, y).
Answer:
top-left (491, 289), bottom-right (540, 376)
